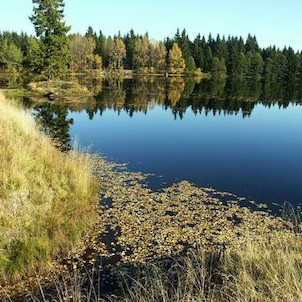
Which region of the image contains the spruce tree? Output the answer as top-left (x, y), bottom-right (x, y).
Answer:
top-left (30, 0), bottom-right (70, 79)
top-left (192, 34), bottom-right (204, 69)
top-left (24, 37), bottom-right (43, 74)
top-left (0, 39), bottom-right (23, 72)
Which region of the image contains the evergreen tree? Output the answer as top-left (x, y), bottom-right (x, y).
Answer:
top-left (0, 39), bottom-right (23, 72)
top-left (212, 34), bottom-right (228, 60)
top-left (85, 26), bottom-right (98, 53)
top-left (245, 34), bottom-right (259, 53)
top-left (123, 29), bottom-right (137, 69)
top-left (164, 36), bottom-right (173, 53)
top-left (283, 47), bottom-right (300, 83)
top-left (30, 0), bottom-right (71, 79)
top-left (176, 29), bottom-right (195, 72)
top-left (203, 46), bottom-right (213, 71)
top-left (275, 52), bottom-right (289, 83)
top-left (186, 56), bottom-right (196, 72)
top-left (192, 34), bottom-right (205, 69)
top-left (210, 56), bottom-right (227, 77)
top-left (247, 51), bottom-right (264, 79)
top-left (234, 52), bottom-right (248, 77)
top-left (96, 30), bottom-right (105, 57)
top-left (23, 37), bottom-right (43, 73)
top-left (85, 26), bottom-right (95, 38)
top-left (263, 57), bottom-right (276, 82)
top-left (227, 38), bottom-right (240, 75)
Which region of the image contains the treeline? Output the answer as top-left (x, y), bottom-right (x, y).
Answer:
top-left (1, 27), bottom-right (302, 82)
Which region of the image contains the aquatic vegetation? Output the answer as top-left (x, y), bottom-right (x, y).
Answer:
top-left (84, 157), bottom-right (293, 267)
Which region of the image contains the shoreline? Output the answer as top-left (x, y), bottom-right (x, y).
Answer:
top-left (4, 154), bottom-right (300, 300)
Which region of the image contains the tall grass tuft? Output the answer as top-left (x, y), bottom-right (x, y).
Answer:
top-left (0, 92), bottom-right (98, 284)
top-left (225, 235), bottom-right (302, 301)
top-left (118, 235), bottom-right (302, 302)
top-left (28, 267), bottom-right (103, 302)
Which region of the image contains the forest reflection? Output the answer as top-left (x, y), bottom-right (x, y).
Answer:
top-left (73, 76), bottom-right (302, 119)
top-left (30, 76), bottom-right (302, 149)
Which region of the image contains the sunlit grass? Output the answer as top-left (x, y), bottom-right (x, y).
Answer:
top-left (118, 234), bottom-right (302, 302)
top-left (0, 92), bottom-right (98, 284)
top-left (24, 234), bottom-right (302, 302)
top-left (225, 235), bottom-right (302, 302)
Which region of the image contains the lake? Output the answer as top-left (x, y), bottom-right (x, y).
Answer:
top-left (32, 76), bottom-right (302, 210)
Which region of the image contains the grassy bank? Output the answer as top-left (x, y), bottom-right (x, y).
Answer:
top-left (0, 92), bottom-right (98, 285)
top-left (27, 80), bottom-right (94, 102)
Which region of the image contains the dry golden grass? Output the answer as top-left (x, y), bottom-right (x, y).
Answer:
top-left (25, 235), bottom-right (302, 302)
top-left (0, 92), bottom-right (98, 284)
top-left (27, 80), bottom-right (90, 100)
top-left (117, 234), bottom-right (302, 302)
top-left (225, 235), bottom-right (302, 302)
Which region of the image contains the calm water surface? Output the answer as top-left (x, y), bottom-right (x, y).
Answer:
top-left (33, 78), bottom-right (302, 208)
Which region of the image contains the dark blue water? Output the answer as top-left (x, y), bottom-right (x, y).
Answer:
top-left (68, 99), bottom-right (302, 207)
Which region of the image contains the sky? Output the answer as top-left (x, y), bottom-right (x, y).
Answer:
top-left (1, 0), bottom-right (301, 51)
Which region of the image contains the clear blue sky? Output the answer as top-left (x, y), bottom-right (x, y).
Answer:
top-left (1, 0), bottom-right (301, 51)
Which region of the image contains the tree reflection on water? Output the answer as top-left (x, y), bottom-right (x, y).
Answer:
top-left (28, 76), bottom-right (302, 148)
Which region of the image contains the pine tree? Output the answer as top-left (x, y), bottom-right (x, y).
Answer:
top-left (85, 26), bottom-right (95, 38)
top-left (212, 34), bottom-right (228, 60)
top-left (283, 47), bottom-right (300, 83)
top-left (245, 34), bottom-right (259, 53)
top-left (30, 0), bottom-right (70, 79)
top-left (227, 38), bottom-right (240, 75)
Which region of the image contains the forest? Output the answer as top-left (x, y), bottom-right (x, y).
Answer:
top-left (0, 27), bottom-right (302, 85)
